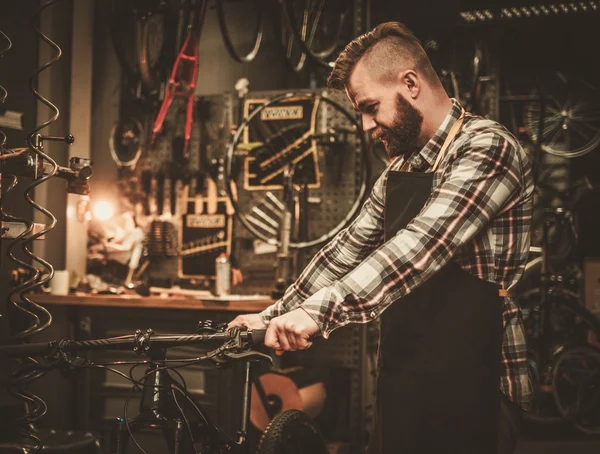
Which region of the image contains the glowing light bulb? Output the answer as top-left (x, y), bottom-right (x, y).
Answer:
top-left (92, 201), bottom-right (115, 221)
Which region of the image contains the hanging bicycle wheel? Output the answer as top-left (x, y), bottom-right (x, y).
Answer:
top-left (109, 0), bottom-right (140, 81)
top-left (275, 6), bottom-right (308, 73)
top-left (524, 73), bottom-right (600, 158)
top-left (257, 409), bottom-right (328, 454)
top-left (426, 33), bottom-right (496, 118)
top-left (137, 12), bottom-right (168, 91)
top-left (280, 0), bottom-right (352, 69)
top-left (553, 345), bottom-right (600, 434)
top-left (224, 90), bottom-right (369, 249)
top-left (110, 118), bottom-right (145, 170)
top-left (216, 0), bottom-right (263, 63)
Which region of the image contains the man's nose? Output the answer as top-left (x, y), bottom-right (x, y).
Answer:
top-left (361, 114), bottom-right (376, 132)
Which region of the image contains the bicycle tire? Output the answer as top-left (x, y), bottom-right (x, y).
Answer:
top-left (274, 7), bottom-right (307, 73)
top-left (256, 409), bottom-right (328, 454)
top-left (524, 73), bottom-right (600, 159)
top-left (552, 345), bottom-right (600, 434)
top-left (281, 0), bottom-right (348, 69)
top-left (224, 92), bottom-right (370, 250)
top-left (109, 0), bottom-right (139, 81)
top-left (138, 13), bottom-right (167, 91)
top-left (216, 0), bottom-right (264, 63)
top-left (519, 287), bottom-right (600, 426)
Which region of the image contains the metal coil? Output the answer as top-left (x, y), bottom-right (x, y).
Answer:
top-left (3, 0), bottom-right (64, 449)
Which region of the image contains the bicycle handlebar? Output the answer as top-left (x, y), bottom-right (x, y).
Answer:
top-left (0, 328), bottom-right (267, 358)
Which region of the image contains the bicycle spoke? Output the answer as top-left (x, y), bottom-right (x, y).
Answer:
top-left (569, 121), bottom-right (597, 142)
top-left (547, 124), bottom-right (566, 148)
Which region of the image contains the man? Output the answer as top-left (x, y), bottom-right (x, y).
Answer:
top-left (230, 22), bottom-right (533, 453)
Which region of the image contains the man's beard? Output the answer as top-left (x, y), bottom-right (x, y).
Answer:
top-left (375, 94), bottom-right (423, 158)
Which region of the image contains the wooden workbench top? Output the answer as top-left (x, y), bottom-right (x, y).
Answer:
top-left (29, 293), bottom-right (275, 312)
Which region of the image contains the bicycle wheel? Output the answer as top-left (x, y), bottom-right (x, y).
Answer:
top-left (281, 0), bottom-right (351, 69)
top-left (275, 6), bottom-right (307, 73)
top-left (524, 73), bottom-right (600, 158)
top-left (426, 35), bottom-right (495, 118)
top-left (224, 91), bottom-right (370, 250)
top-left (216, 0), bottom-right (263, 63)
top-left (518, 287), bottom-right (600, 425)
top-left (553, 345), bottom-right (600, 434)
top-left (138, 13), bottom-right (168, 91)
top-left (256, 409), bottom-right (328, 454)
top-left (109, 0), bottom-right (139, 81)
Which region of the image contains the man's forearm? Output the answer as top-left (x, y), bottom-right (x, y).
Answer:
top-left (259, 180), bottom-right (387, 322)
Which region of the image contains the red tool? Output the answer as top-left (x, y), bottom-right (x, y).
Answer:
top-left (152, 0), bottom-right (207, 157)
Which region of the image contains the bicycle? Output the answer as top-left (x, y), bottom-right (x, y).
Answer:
top-left (0, 325), bottom-right (328, 454)
top-left (516, 202), bottom-right (600, 434)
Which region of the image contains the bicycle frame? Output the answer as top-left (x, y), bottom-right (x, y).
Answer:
top-left (114, 349), bottom-right (255, 454)
top-left (0, 327), bottom-right (269, 454)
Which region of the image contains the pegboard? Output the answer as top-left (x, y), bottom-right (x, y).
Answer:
top-left (120, 93), bottom-right (237, 286)
top-left (234, 89), bottom-right (364, 241)
top-left (227, 88), bottom-right (368, 293)
top-left (117, 89), bottom-right (370, 293)
top-left (178, 196), bottom-right (233, 279)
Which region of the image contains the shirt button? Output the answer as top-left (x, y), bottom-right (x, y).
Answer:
top-left (370, 311), bottom-right (377, 318)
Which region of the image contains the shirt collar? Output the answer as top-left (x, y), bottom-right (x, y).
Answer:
top-left (408, 98), bottom-right (464, 171)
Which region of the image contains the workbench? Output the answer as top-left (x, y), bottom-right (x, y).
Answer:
top-left (26, 292), bottom-right (374, 452)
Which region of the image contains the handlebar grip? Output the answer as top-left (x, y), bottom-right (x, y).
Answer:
top-left (249, 328), bottom-right (266, 346)
top-left (0, 342), bottom-right (53, 357)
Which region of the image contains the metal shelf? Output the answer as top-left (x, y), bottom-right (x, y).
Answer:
top-left (460, 1), bottom-right (599, 23)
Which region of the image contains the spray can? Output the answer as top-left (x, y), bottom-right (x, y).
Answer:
top-left (215, 252), bottom-right (231, 296)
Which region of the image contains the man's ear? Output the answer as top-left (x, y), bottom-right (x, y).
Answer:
top-left (400, 70), bottom-right (420, 100)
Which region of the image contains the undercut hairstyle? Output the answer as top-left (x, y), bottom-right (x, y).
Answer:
top-left (327, 22), bottom-right (441, 91)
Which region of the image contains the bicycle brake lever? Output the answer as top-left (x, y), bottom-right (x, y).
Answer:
top-left (221, 349), bottom-right (273, 365)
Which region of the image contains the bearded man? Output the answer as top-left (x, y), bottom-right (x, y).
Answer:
top-left (231, 22), bottom-right (533, 454)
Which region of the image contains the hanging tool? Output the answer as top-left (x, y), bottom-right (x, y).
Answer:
top-left (151, 0), bottom-right (207, 157)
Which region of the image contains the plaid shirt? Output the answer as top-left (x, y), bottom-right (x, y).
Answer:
top-left (260, 100), bottom-right (534, 410)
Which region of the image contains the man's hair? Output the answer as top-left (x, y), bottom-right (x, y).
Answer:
top-left (327, 22), bottom-right (440, 91)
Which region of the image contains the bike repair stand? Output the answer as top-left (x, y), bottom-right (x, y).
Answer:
top-left (114, 330), bottom-right (192, 454)
top-left (271, 164), bottom-right (297, 299)
top-left (113, 329), bottom-right (224, 454)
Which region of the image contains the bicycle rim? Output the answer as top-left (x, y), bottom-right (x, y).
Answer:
top-left (281, 0), bottom-right (348, 69)
top-left (524, 74), bottom-right (600, 158)
top-left (519, 287), bottom-right (600, 425)
top-left (552, 345), bottom-right (600, 434)
top-left (224, 91), bottom-right (370, 250)
top-left (216, 0), bottom-right (264, 63)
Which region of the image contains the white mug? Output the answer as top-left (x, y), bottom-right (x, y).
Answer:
top-left (50, 270), bottom-right (70, 295)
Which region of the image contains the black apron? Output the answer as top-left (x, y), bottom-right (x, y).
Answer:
top-left (368, 113), bottom-right (503, 454)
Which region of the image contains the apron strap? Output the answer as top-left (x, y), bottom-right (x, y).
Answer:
top-left (431, 107), bottom-right (465, 173)
top-left (398, 106), bottom-right (466, 173)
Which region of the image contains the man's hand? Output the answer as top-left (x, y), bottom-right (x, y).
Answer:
top-left (227, 313), bottom-right (267, 330)
top-left (265, 308), bottom-right (320, 355)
